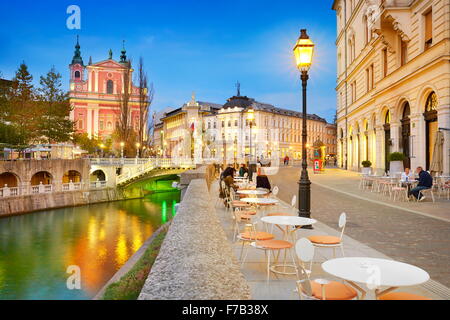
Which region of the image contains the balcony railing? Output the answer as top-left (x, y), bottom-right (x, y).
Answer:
top-left (90, 181), bottom-right (108, 189)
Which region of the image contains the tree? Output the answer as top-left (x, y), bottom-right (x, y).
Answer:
top-left (136, 57), bottom-right (154, 153)
top-left (8, 62), bottom-right (41, 144)
top-left (37, 67), bottom-right (74, 143)
top-left (115, 61), bottom-right (134, 156)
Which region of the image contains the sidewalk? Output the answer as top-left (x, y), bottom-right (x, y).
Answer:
top-left (310, 168), bottom-right (450, 222)
top-left (212, 180), bottom-right (450, 300)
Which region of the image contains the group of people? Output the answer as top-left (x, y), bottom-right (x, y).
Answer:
top-left (400, 167), bottom-right (434, 201)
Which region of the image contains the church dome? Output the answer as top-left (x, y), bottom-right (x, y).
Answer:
top-left (222, 95), bottom-right (254, 109)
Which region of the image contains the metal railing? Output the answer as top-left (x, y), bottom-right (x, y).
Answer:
top-left (116, 158), bottom-right (195, 185)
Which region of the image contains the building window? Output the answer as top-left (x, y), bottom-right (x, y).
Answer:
top-left (99, 121), bottom-right (104, 130)
top-left (382, 48), bottom-right (388, 77)
top-left (78, 119), bottom-right (83, 130)
top-left (221, 121), bottom-right (225, 128)
top-left (400, 37), bottom-right (408, 66)
top-left (228, 120), bottom-right (231, 127)
top-left (366, 68), bottom-right (370, 92)
top-left (424, 10), bottom-right (433, 50)
top-left (208, 122), bottom-right (211, 129)
top-left (107, 80), bottom-right (114, 94)
top-left (235, 120), bottom-right (238, 127)
top-left (214, 122), bottom-right (217, 129)
top-left (370, 64), bottom-right (374, 89)
top-left (74, 71), bottom-right (81, 79)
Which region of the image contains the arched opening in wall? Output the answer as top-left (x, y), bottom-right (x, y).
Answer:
top-left (74, 71), bottom-right (81, 79)
top-left (340, 128), bottom-right (344, 168)
top-left (31, 171), bottom-right (53, 185)
top-left (355, 123), bottom-right (361, 170)
top-left (424, 92), bottom-right (438, 170)
top-left (90, 170), bottom-right (106, 182)
top-left (401, 102), bottom-right (411, 169)
top-left (384, 110), bottom-right (391, 172)
top-left (363, 120), bottom-right (369, 161)
top-left (63, 170), bottom-right (82, 183)
top-left (0, 172), bottom-right (19, 188)
top-left (107, 80), bottom-right (114, 94)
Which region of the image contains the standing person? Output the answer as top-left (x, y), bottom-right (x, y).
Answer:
top-left (408, 167), bottom-right (433, 201)
top-left (286, 155), bottom-right (290, 166)
top-left (239, 163), bottom-right (248, 177)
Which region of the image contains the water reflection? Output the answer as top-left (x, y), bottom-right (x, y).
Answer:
top-left (0, 191), bottom-right (180, 300)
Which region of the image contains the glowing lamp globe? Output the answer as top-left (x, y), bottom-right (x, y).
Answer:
top-left (293, 29), bottom-right (315, 72)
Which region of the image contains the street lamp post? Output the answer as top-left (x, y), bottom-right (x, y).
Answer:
top-left (294, 29), bottom-right (315, 226)
top-left (136, 143), bottom-right (141, 158)
top-left (99, 143), bottom-right (105, 158)
top-left (120, 142), bottom-right (125, 159)
top-left (247, 108), bottom-right (255, 179)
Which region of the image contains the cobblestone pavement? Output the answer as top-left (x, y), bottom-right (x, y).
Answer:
top-left (269, 167), bottom-right (450, 288)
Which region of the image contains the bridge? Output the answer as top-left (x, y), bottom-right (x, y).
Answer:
top-left (0, 158), bottom-right (196, 199)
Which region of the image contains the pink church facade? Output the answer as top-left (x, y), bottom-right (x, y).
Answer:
top-left (69, 39), bottom-right (142, 140)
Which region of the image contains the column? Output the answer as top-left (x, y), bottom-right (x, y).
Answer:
top-left (409, 113), bottom-right (424, 170)
top-left (95, 71), bottom-right (99, 93)
top-left (87, 108), bottom-right (92, 138)
top-left (438, 105), bottom-right (450, 175)
top-left (93, 108), bottom-right (99, 138)
top-left (375, 125), bottom-right (385, 175)
top-left (390, 121), bottom-right (401, 153)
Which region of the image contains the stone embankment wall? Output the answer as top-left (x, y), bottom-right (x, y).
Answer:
top-left (0, 188), bottom-right (128, 217)
top-left (138, 178), bottom-right (250, 300)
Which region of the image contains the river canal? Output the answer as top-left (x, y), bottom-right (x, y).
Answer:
top-left (0, 190), bottom-right (180, 300)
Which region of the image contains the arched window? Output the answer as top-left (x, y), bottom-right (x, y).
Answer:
top-left (74, 71), bottom-right (81, 79)
top-left (107, 80), bottom-right (114, 94)
top-left (425, 92), bottom-right (437, 113)
top-left (385, 111), bottom-right (391, 124)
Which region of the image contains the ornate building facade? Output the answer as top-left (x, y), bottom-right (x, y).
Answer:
top-left (333, 0), bottom-right (450, 174)
top-left (154, 90), bottom-right (336, 163)
top-left (69, 39), bottom-right (143, 140)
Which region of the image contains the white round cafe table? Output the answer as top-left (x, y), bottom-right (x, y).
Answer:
top-left (322, 257), bottom-right (430, 299)
top-left (240, 198), bottom-right (278, 205)
top-left (236, 190), bottom-right (268, 195)
top-left (260, 216), bottom-right (317, 275)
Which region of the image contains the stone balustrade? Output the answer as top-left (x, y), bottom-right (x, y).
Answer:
top-left (138, 178), bottom-right (250, 300)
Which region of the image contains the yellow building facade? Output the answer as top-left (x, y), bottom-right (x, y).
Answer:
top-left (333, 0), bottom-right (450, 174)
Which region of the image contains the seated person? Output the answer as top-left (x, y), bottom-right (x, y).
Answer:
top-left (408, 167), bottom-right (433, 201)
top-left (239, 164), bottom-right (248, 177)
top-left (221, 165), bottom-right (236, 180)
top-left (401, 168), bottom-right (413, 182)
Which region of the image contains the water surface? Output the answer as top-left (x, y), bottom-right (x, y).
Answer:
top-left (0, 191), bottom-right (179, 300)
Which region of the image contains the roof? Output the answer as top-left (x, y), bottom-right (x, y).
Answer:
top-left (160, 101), bottom-right (222, 122)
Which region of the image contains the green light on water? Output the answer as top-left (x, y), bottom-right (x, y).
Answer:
top-left (172, 200), bottom-right (177, 217)
top-left (161, 200), bottom-right (167, 224)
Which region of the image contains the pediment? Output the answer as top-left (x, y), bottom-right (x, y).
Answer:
top-left (92, 59), bottom-right (127, 69)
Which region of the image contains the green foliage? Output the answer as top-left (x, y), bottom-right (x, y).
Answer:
top-left (388, 152), bottom-right (405, 162)
top-left (0, 63), bottom-right (74, 147)
top-left (37, 67), bottom-right (74, 143)
top-left (73, 133), bottom-right (107, 155)
top-left (361, 160), bottom-right (372, 168)
top-left (102, 230), bottom-right (167, 300)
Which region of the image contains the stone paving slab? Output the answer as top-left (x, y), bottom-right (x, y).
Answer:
top-left (268, 168), bottom-right (450, 289)
top-left (139, 179), bottom-right (250, 300)
top-left (213, 179), bottom-right (450, 300)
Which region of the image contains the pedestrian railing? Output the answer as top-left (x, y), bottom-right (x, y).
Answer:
top-left (62, 182), bottom-right (82, 192)
top-left (116, 158), bottom-right (196, 186)
top-left (31, 184), bottom-right (53, 195)
top-left (90, 181), bottom-right (108, 189)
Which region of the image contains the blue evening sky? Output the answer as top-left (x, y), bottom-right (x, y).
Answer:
top-left (0, 0), bottom-right (337, 122)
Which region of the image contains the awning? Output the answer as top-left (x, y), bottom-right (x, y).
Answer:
top-left (430, 130), bottom-right (444, 174)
